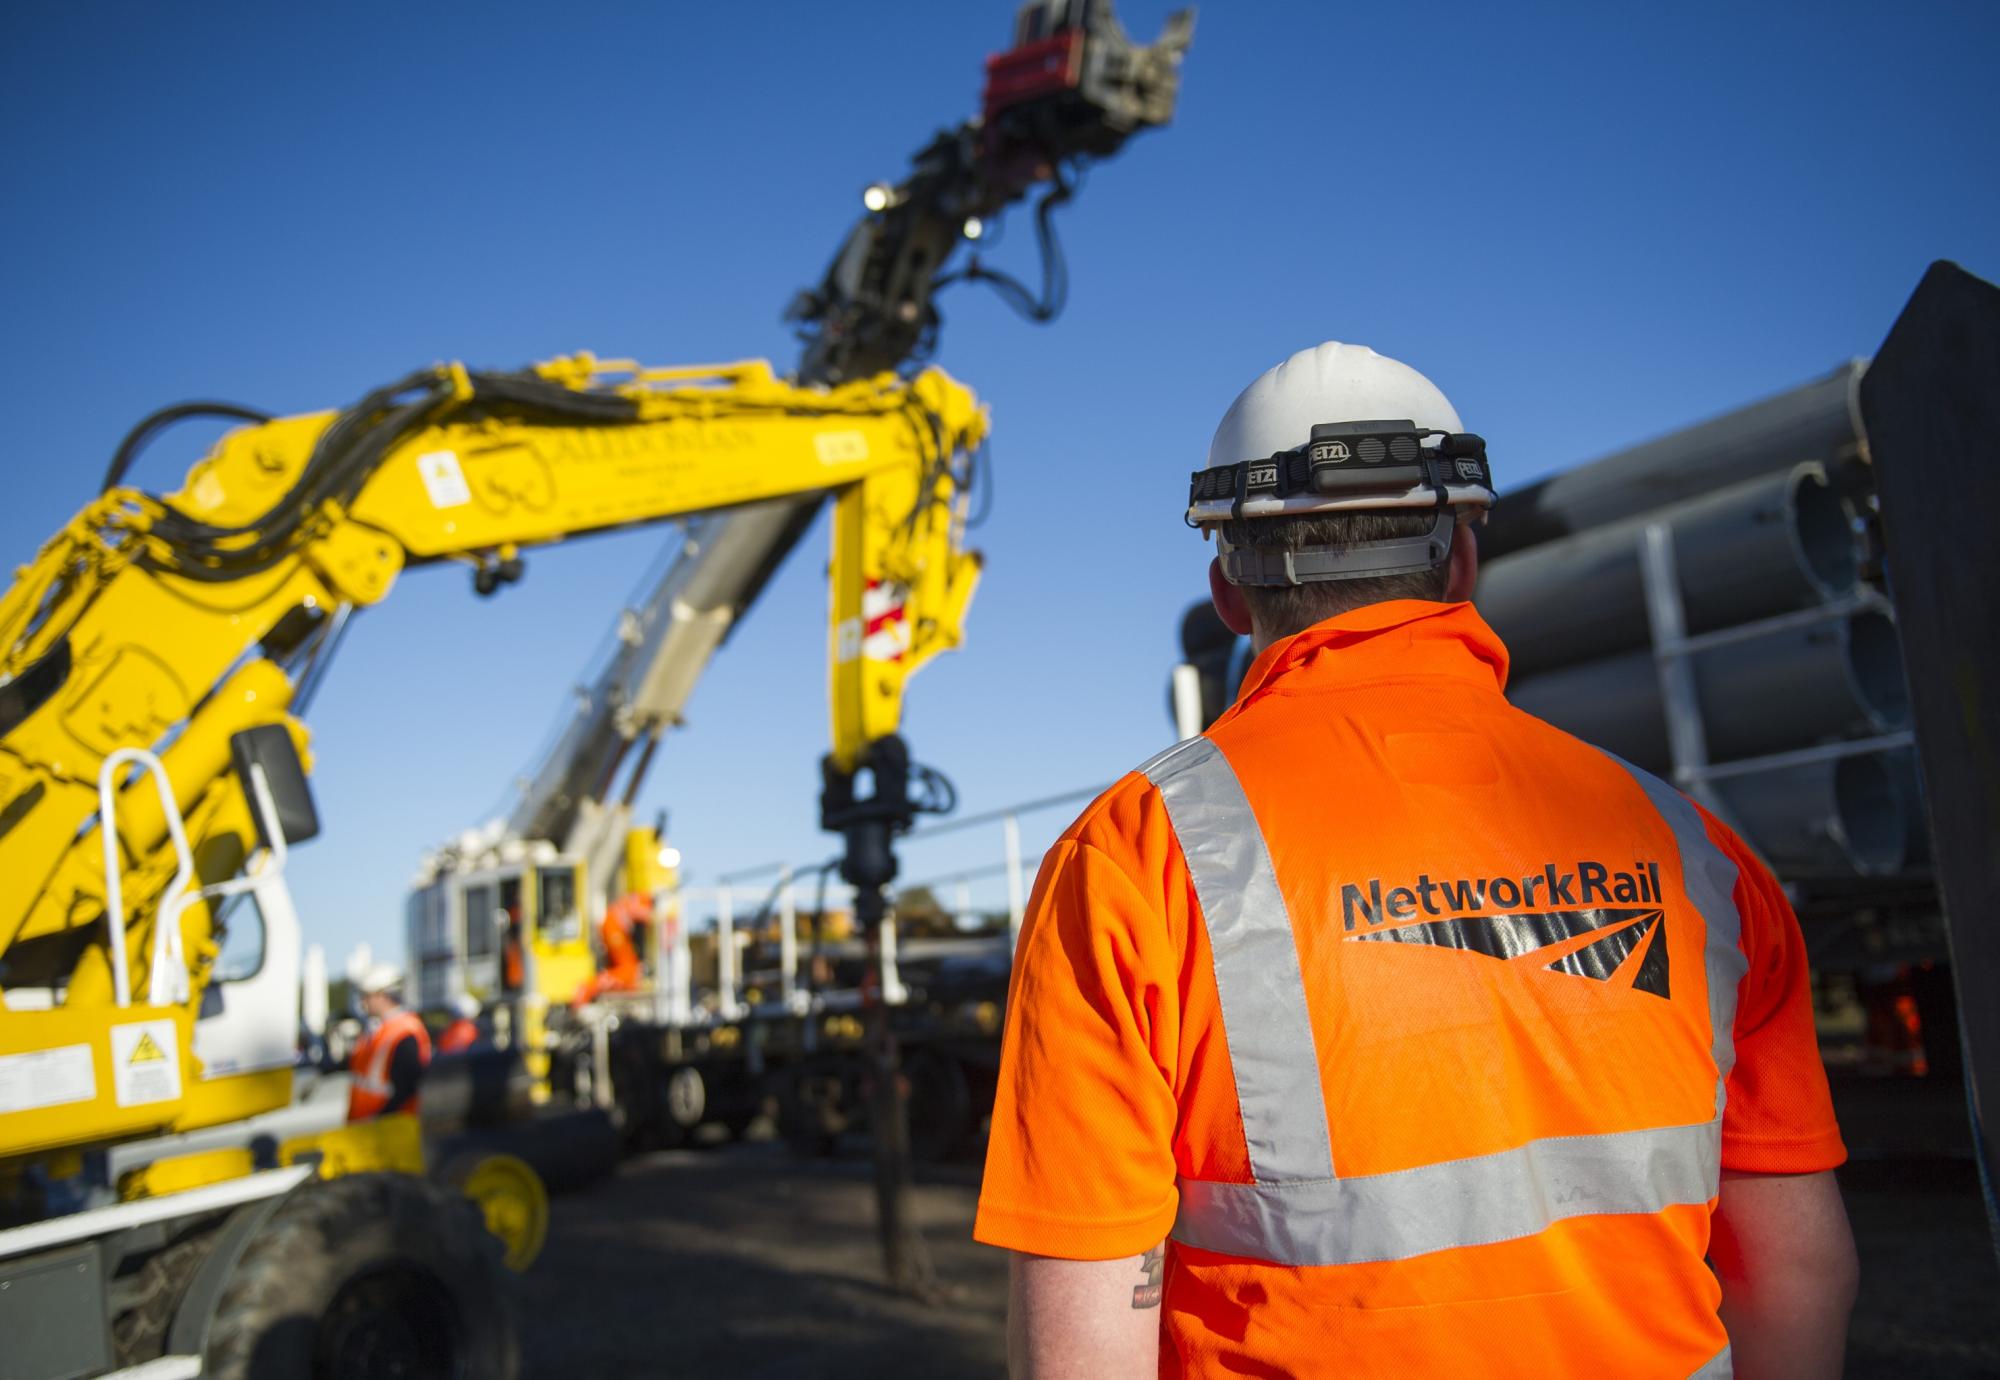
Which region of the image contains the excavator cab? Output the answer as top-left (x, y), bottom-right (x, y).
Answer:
top-left (2, 723), bottom-right (315, 1166)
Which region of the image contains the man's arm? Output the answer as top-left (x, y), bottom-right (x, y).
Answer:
top-left (1709, 1169), bottom-right (1859, 1380)
top-left (379, 1035), bottom-right (424, 1117)
top-left (1008, 1243), bottom-right (1164, 1380)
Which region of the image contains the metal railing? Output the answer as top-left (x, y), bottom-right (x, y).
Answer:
top-left (655, 783), bottom-right (1106, 1022)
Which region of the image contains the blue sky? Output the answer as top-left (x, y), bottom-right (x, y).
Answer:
top-left (4, 1), bottom-right (1995, 965)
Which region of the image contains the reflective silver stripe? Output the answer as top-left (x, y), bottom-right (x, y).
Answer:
top-left (1148, 737), bottom-right (1748, 1267)
top-left (1174, 1117), bottom-right (1722, 1266)
top-left (1690, 1343), bottom-right (1734, 1378)
top-left (365, 1031), bottom-right (399, 1086)
top-left (1141, 736), bottom-right (1334, 1184)
top-left (1606, 757), bottom-right (1748, 1108)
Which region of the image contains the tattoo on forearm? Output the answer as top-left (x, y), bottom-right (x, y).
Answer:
top-left (1132, 1242), bottom-right (1165, 1309)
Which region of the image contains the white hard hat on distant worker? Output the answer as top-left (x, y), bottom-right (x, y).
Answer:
top-left (356, 963), bottom-right (405, 998)
top-left (451, 992), bottom-right (481, 1020)
top-left (1187, 342), bottom-right (1497, 587)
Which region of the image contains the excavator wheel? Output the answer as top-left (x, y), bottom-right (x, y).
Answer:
top-left (609, 1044), bottom-right (663, 1149)
top-left (203, 1172), bottom-right (517, 1380)
top-left (435, 1150), bottom-right (550, 1273)
top-left (655, 1064), bottom-right (706, 1149)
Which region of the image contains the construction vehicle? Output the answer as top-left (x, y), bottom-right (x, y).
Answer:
top-left (0, 3), bottom-right (1188, 1374)
top-left (1169, 262), bottom-right (2000, 1221)
top-left (401, 1), bottom-right (1194, 1167)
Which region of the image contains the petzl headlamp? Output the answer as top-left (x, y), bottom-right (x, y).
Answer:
top-left (1186, 421), bottom-right (1496, 587)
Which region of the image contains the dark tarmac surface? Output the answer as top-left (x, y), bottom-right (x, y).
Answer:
top-left (521, 1107), bottom-right (1997, 1378)
top-left (520, 1143), bottom-right (1007, 1378)
top-left (1831, 1074), bottom-right (2000, 1378)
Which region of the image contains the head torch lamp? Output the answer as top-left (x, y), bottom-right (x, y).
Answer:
top-left (1186, 421), bottom-right (1497, 587)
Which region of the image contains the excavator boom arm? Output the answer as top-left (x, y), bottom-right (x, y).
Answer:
top-left (0, 358), bottom-right (984, 1004)
top-left (0, 0), bottom-right (1190, 1174)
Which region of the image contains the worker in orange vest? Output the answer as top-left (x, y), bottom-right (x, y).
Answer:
top-left (501, 906), bottom-right (526, 993)
top-left (976, 344), bottom-right (1858, 1378)
top-left (575, 893), bottom-right (650, 1006)
top-left (436, 992), bottom-right (482, 1054)
top-left (347, 964), bottom-right (432, 1121)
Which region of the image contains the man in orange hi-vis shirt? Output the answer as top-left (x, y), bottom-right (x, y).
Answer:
top-left (348, 964), bottom-right (431, 1121)
top-left (975, 344), bottom-right (1858, 1379)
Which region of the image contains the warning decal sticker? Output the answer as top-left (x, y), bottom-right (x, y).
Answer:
top-left (110, 1019), bottom-right (183, 1108)
top-left (0, 1043), bottom-right (96, 1117)
top-left (416, 450), bottom-right (472, 509)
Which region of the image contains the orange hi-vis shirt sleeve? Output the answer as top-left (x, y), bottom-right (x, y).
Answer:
top-left (1702, 805), bottom-right (1847, 1174)
top-left (975, 600), bottom-right (1844, 1380)
top-left (974, 783), bottom-right (1199, 1258)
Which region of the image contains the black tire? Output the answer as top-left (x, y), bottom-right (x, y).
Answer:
top-left (434, 1109), bottom-right (620, 1194)
top-left (654, 1063), bottom-right (706, 1149)
top-left (111, 1223), bottom-right (218, 1365)
top-left (608, 1046), bottom-right (660, 1150)
top-left (204, 1172), bottom-right (517, 1380)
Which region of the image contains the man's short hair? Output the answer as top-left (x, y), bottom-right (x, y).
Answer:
top-left (1219, 511), bottom-right (1453, 640)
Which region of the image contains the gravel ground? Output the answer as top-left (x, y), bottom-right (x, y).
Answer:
top-left (521, 1096), bottom-right (1997, 1378)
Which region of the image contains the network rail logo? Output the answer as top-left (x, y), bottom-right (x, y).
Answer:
top-left (1340, 861), bottom-right (1673, 999)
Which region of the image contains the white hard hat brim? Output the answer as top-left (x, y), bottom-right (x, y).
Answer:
top-left (356, 964), bottom-right (405, 996)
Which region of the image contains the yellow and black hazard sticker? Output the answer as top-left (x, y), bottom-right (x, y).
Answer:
top-left (110, 1020), bottom-right (183, 1107)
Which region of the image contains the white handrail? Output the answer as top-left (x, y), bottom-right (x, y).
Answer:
top-left (715, 885), bottom-right (741, 1020)
top-left (96, 753), bottom-right (294, 1011)
top-left (97, 748), bottom-right (198, 1010)
top-left (777, 867), bottom-right (799, 1011)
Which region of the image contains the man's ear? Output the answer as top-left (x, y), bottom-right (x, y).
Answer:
top-left (1444, 521), bottom-right (1479, 603)
top-left (1209, 557), bottom-right (1254, 636)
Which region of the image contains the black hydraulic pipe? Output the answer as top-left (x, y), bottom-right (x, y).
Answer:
top-left (1477, 463), bottom-right (1858, 677)
top-left (1480, 362), bottom-right (1865, 562)
top-left (1506, 609), bottom-right (1910, 776)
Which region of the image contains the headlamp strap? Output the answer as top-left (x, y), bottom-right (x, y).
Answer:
top-left (1189, 426), bottom-right (1491, 511)
top-left (1217, 507), bottom-right (1458, 587)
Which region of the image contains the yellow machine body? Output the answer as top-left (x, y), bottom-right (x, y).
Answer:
top-left (0, 354), bottom-right (987, 1177)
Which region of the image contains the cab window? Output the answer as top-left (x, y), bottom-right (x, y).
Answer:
top-left (463, 882), bottom-right (498, 961)
top-left (212, 891), bottom-right (266, 983)
top-left (539, 867), bottom-right (581, 944)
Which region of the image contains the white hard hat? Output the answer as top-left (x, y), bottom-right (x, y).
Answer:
top-left (451, 992), bottom-right (481, 1020)
top-left (1206, 342), bottom-right (1464, 468)
top-left (355, 963), bottom-right (405, 997)
top-left (1188, 342), bottom-right (1495, 587)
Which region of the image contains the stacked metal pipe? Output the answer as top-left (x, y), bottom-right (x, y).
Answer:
top-left (1475, 362), bottom-right (1924, 878)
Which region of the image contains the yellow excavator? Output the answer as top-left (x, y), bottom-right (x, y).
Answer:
top-left (0, 2), bottom-right (1189, 1375)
